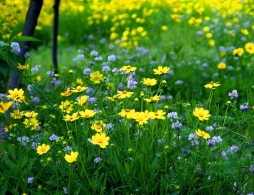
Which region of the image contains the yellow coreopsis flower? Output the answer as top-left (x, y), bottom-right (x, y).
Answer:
top-left (245, 42), bottom-right (254, 54)
top-left (143, 78), bottom-right (157, 86)
top-left (149, 110), bottom-right (166, 120)
top-left (6, 88), bottom-right (26, 103)
top-left (77, 95), bottom-right (88, 106)
top-left (36, 144), bottom-right (50, 155)
top-left (61, 88), bottom-right (72, 96)
top-left (24, 111), bottom-right (38, 118)
top-left (64, 151), bottom-right (79, 163)
top-left (153, 66), bottom-right (170, 75)
top-left (59, 100), bottom-right (73, 113)
top-left (10, 110), bottom-right (24, 119)
top-left (195, 129), bottom-right (210, 139)
top-left (90, 71), bottom-right (103, 84)
top-left (116, 90), bottom-right (134, 99)
top-left (241, 29), bottom-right (249, 35)
top-left (217, 62), bottom-right (226, 69)
top-left (204, 81), bottom-right (221, 89)
top-left (23, 118), bottom-right (40, 130)
top-left (71, 85), bottom-right (87, 93)
top-left (193, 107), bottom-right (211, 121)
top-left (144, 95), bottom-right (160, 103)
top-left (233, 48), bottom-right (244, 57)
top-left (63, 112), bottom-right (79, 122)
top-left (91, 120), bottom-right (106, 132)
top-left (118, 109), bottom-right (136, 118)
top-left (120, 65), bottom-right (137, 73)
top-left (130, 111), bottom-right (149, 125)
top-left (17, 63), bottom-right (29, 71)
top-left (79, 109), bottom-right (96, 119)
top-left (0, 101), bottom-right (12, 113)
top-left (91, 133), bottom-right (110, 148)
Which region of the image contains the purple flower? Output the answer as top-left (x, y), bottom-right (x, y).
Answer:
top-left (83, 67), bottom-right (91, 76)
top-left (31, 65), bottom-right (41, 74)
top-left (212, 136), bottom-right (222, 143)
top-left (102, 65), bottom-right (110, 72)
top-left (117, 84), bottom-right (125, 91)
top-left (221, 151), bottom-right (228, 159)
top-left (31, 97), bottom-right (40, 104)
top-left (88, 97), bottom-right (97, 104)
top-left (240, 105), bottom-right (249, 111)
top-left (167, 112), bottom-right (178, 120)
top-left (90, 50), bottom-right (98, 56)
top-left (10, 42), bottom-right (21, 54)
top-left (108, 55), bottom-right (116, 61)
top-left (250, 165), bottom-right (254, 174)
top-left (32, 142), bottom-right (39, 150)
top-left (230, 145), bottom-right (239, 152)
top-left (157, 139), bottom-right (166, 144)
top-left (94, 157), bottom-right (102, 163)
top-left (63, 187), bottom-right (68, 194)
top-left (24, 52), bottom-right (33, 58)
top-left (17, 136), bottom-right (30, 146)
top-left (228, 89), bottom-right (238, 99)
top-left (95, 56), bottom-right (102, 61)
top-left (207, 140), bottom-right (215, 147)
top-left (206, 126), bottom-right (214, 131)
top-left (27, 177), bottom-right (34, 184)
top-left (86, 87), bottom-right (94, 95)
top-left (105, 123), bottom-right (114, 130)
top-left (77, 54), bottom-right (85, 61)
top-left (49, 134), bottom-right (59, 141)
top-left (64, 146), bottom-right (72, 153)
top-left (171, 121), bottom-right (182, 130)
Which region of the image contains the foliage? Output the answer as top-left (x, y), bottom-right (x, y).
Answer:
top-left (0, 0), bottom-right (254, 194)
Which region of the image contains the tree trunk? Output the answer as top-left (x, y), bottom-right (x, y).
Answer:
top-left (52, 0), bottom-right (61, 74)
top-left (7, 0), bottom-right (43, 90)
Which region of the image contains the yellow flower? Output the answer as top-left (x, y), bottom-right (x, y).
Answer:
top-left (64, 151), bottom-right (79, 163)
top-left (120, 65), bottom-right (137, 73)
top-left (241, 29), bottom-right (249, 35)
top-left (35, 76), bottom-right (41, 82)
top-left (161, 25), bottom-right (168, 31)
top-left (59, 100), bottom-right (73, 113)
top-left (144, 95), bottom-right (160, 103)
top-left (17, 63), bottom-right (29, 71)
top-left (116, 90), bottom-right (134, 99)
top-left (149, 110), bottom-right (166, 120)
top-left (10, 110), bottom-right (24, 119)
top-left (193, 107), bottom-right (211, 121)
top-left (0, 101), bottom-right (12, 113)
top-left (6, 88), bottom-right (26, 103)
top-left (171, 14), bottom-right (181, 23)
top-left (204, 81), bottom-right (221, 89)
top-left (131, 111), bottom-right (149, 125)
top-left (61, 88), bottom-right (72, 96)
top-left (24, 111), bottom-right (38, 118)
top-left (245, 42), bottom-right (254, 54)
top-left (91, 133), bottom-right (110, 148)
top-left (143, 78), bottom-right (157, 86)
top-left (91, 120), bottom-right (106, 132)
top-left (36, 144), bottom-right (50, 155)
top-left (118, 109), bottom-right (136, 118)
top-left (77, 95), bottom-right (88, 106)
top-left (63, 112), bottom-right (79, 122)
top-left (90, 71), bottom-right (103, 84)
top-left (195, 129), bottom-right (210, 139)
top-left (23, 118), bottom-right (40, 130)
top-left (153, 66), bottom-right (170, 75)
top-left (76, 78), bottom-right (83, 85)
top-left (233, 48), bottom-right (244, 57)
top-left (79, 109), bottom-right (96, 119)
top-left (71, 85), bottom-right (87, 93)
top-left (217, 62), bottom-right (226, 69)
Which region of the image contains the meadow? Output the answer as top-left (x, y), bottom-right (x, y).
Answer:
top-left (0, 0), bottom-right (254, 194)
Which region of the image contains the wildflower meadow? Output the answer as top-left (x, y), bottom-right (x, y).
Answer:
top-left (0, 0), bottom-right (254, 194)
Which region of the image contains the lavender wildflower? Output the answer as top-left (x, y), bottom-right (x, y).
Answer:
top-left (157, 139), bottom-right (166, 144)
top-left (24, 52), bottom-right (33, 58)
top-left (32, 142), bottom-right (39, 150)
top-left (212, 136), bottom-right (222, 143)
top-left (117, 84), bottom-right (125, 91)
top-left (27, 177), bottom-right (34, 184)
top-left (63, 187), bottom-right (68, 194)
top-left (10, 42), bottom-right (21, 54)
top-left (221, 151), bottom-right (228, 159)
top-left (77, 54), bottom-right (85, 61)
top-left (171, 121), bottom-right (182, 130)
top-left (86, 87), bottom-right (94, 95)
top-left (112, 68), bottom-right (119, 73)
top-left (17, 136), bottom-right (30, 146)
top-left (88, 97), bottom-right (97, 104)
top-left (94, 157), bottom-right (102, 163)
top-left (95, 56), bottom-right (102, 61)
top-left (31, 97), bottom-right (40, 104)
top-left (49, 134), bottom-right (59, 141)
top-left (102, 65), bottom-right (110, 72)
top-left (207, 140), bottom-right (215, 147)
top-left (250, 165), bottom-right (254, 174)
top-left (167, 112), bottom-right (178, 120)
top-left (127, 75), bottom-right (138, 89)
top-left (105, 123), bottom-right (114, 130)
top-left (108, 54), bottom-right (116, 61)
top-left (240, 104), bottom-right (249, 111)
top-left (90, 50), bottom-right (98, 56)
top-left (31, 65), bottom-right (41, 74)
top-left (228, 89), bottom-right (238, 99)
top-left (83, 67), bottom-right (91, 76)
top-left (64, 146), bottom-right (72, 153)
top-left (206, 126), bottom-right (214, 131)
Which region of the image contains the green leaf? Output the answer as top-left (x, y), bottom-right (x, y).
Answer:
top-left (13, 36), bottom-right (41, 42)
top-left (8, 30), bottom-right (22, 42)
